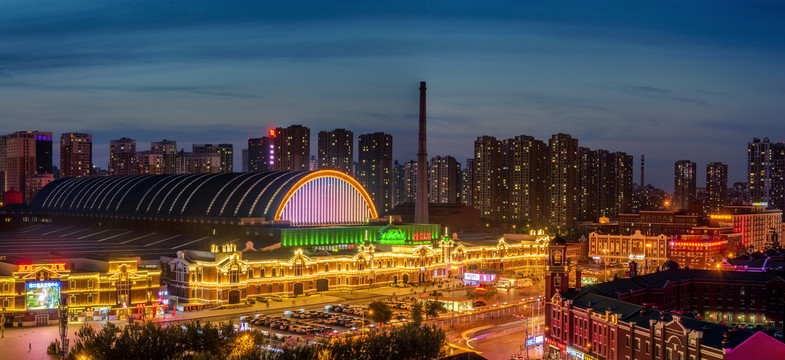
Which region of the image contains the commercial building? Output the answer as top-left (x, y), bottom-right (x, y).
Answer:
top-left (273, 125), bottom-right (310, 171)
top-left (317, 128), bottom-right (353, 174)
top-left (708, 205), bottom-right (783, 250)
top-left (674, 160), bottom-right (697, 211)
top-left (358, 132), bottom-right (393, 215)
top-left (248, 135), bottom-right (275, 172)
top-left (587, 231), bottom-right (669, 272)
top-left (60, 132), bottom-right (92, 178)
top-left (161, 233), bottom-right (548, 305)
top-left (0, 258), bottom-right (161, 326)
top-left (429, 155), bottom-right (461, 204)
top-left (618, 210), bottom-right (701, 236)
top-left (705, 162), bottom-right (728, 214)
top-left (669, 227), bottom-right (741, 270)
top-left (109, 137), bottom-right (138, 176)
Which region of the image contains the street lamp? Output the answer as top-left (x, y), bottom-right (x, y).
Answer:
top-left (602, 248), bottom-right (609, 282)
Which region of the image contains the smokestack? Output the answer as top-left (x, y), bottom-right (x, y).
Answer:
top-left (641, 154), bottom-right (645, 187)
top-left (414, 81), bottom-right (429, 224)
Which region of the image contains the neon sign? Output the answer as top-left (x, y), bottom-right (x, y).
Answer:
top-left (18, 263), bottom-right (66, 272)
top-left (411, 232), bottom-right (432, 242)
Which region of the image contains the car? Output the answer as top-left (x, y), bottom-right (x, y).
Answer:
top-left (271, 295), bottom-right (283, 302)
top-left (240, 316), bottom-right (252, 322)
top-left (473, 301), bottom-right (487, 307)
top-left (774, 331), bottom-right (784, 339)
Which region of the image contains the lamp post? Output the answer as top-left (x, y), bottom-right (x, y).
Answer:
top-left (602, 248), bottom-right (609, 282)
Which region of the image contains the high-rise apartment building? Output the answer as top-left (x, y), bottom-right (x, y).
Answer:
top-left (548, 133), bottom-right (579, 230)
top-left (705, 162), bottom-right (728, 214)
top-left (248, 136), bottom-right (274, 172)
top-left (674, 160), bottom-right (697, 211)
top-left (317, 128), bottom-right (353, 174)
top-left (193, 144), bottom-right (233, 173)
top-left (273, 125), bottom-right (310, 171)
top-left (505, 135), bottom-right (548, 227)
top-left (136, 150), bottom-right (163, 175)
top-left (578, 147), bottom-right (598, 222)
top-left (109, 137), bottom-right (138, 176)
top-left (614, 151), bottom-right (634, 215)
top-left (462, 159), bottom-right (473, 206)
top-left (393, 160), bottom-right (418, 206)
top-left (747, 138), bottom-right (785, 216)
top-left (241, 148), bottom-right (248, 172)
top-left (429, 155), bottom-right (461, 204)
top-left (358, 132), bottom-right (393, 215)
top-left (150, 139), bottom-right (177, 174)
top-left (2, 131), bottom-right (53, 203)
top-left (473, 136), bottom-right (503, 221)
top-left (60, 132), bottom-right (92, 178)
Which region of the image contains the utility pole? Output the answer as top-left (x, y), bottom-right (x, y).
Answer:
top-left (58, 294), bottom-right (69, 359)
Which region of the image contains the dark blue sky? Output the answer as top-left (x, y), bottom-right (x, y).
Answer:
top-left (2, 1), bottom-right (785, 191)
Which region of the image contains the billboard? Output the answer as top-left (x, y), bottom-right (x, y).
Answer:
top-left (26, 282), bottom-right (61, 309)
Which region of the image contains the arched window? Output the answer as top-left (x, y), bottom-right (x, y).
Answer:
top-left (324, 264), bottom-right (329, 272)
top-left (229, 265), bottom-right (240, 283)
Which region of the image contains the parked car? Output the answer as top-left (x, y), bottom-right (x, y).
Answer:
top-left (473, 301), bottom-right (487, 307)
top-left (271, 295), bottom-right (283, 302)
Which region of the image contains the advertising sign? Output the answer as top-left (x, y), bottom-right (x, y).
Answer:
top-left (26, 282), bottom-right (61, 309)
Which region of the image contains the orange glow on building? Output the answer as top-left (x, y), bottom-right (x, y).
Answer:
top-left (268, 129), bottom-right (276, 137)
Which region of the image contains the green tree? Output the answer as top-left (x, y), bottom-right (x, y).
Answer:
top-left (367, 300), bottom-right (393, 324)
top-left (464, 287), bottom-right (479, 301)
top-left (424, 300), bottom-right (447, 319)
top-left (410, 302), bottom-right (424, 325)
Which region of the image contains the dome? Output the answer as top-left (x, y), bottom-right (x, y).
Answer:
top-left (661, 260), bottom-right (680, 271)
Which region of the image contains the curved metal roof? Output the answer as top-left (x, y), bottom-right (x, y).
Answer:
top-left (31, 171), bottom-right (377, 223)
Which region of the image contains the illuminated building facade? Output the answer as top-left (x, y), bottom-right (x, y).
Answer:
top-left (60, 132), bottom-right (92, 178)
top-left (358, 132), bottom-right (393, 215)
top-left (136, 150), bottom-right (163, 175)
top-left (674, 160), bottom-right (697, 211)
top-left (588, 231), bottom-right (669, 272)
top-left (618, 210), bottom-right (700, 236)
top-left (429, 155), bottom-right (461, 204)
top-left (393, 159), bottom-right (418, 206)
top-left (708, 205), bottom-right (783, 250)
top-left (273, 125), bottom-right (310, 171)
top-left (506, 135), bottom-right (548, 226)
top-left (109, 137), bottom-right (138, 176)
top-left (705, 162), bottom-right (728, 214)
top-left (669, 227), bottom-right (741, 270)
top-left (161, 234), bottom-right (549, 305)
top-left (0, 258), bottom-right (161, 326)
top-left (32, 170), bottom-right (377, 229)
top-left (317, 128), bottom-right (353, 174)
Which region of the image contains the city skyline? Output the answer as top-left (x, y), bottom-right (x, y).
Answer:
top-left (2, 2), bottom-right (785, 190)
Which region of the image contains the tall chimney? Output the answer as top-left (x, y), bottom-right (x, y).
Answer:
top-left (641, 154), bottom-right (645, 187)
top-left (414, 81), bottom-right (429, 224)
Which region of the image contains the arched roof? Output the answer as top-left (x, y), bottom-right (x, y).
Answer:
top-left (31, 170), bottom-right (377, 225)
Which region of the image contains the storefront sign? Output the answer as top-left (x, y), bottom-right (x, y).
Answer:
top-left (18, 263), bottom-right (66, 272)
top-left (526, 335), bottom-right (544, 346)
top-left (411, 232), bottom-right (432, 242)
top-left (464, 272), bottom-right (496, 282)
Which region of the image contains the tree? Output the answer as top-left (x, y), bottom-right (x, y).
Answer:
top-left (464, 287), bottom-right (479, 301)
top-left (410, 302), bottom-right (424, 325)
top-left (367, 301), bottom-right (393, 324)
top-left (483, 285), bottom-right (499, 305)
top-left (424, 300), bottom-right (447, 319)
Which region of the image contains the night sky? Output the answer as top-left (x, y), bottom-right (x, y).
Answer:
top-left (2, 1), bottom-right (785, 191)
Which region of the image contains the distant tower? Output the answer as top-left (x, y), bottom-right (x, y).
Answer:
top-left (414, 81), bottom-right (429, 224)
top-left (641, 154), bottom-right (645, 187)
top-left (544, 235), bottom-right (570, 300)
